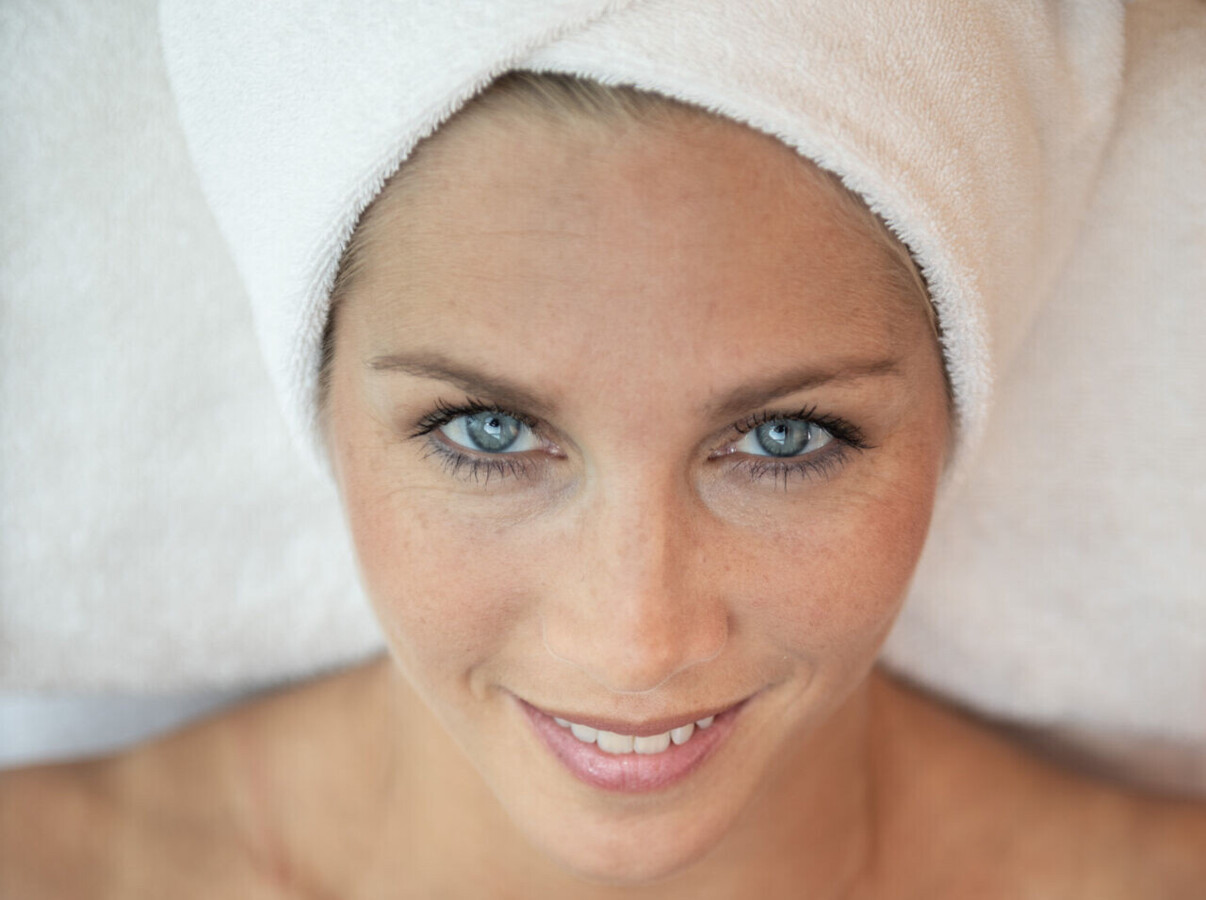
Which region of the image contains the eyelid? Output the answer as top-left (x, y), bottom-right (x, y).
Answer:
top-left (728, 443), bottom-right (854, 487)
top-left (422, 439), bottom-right (542, 484)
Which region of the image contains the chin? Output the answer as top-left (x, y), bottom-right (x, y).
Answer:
top-left (483, 754), bottom-right (761, 890)
top-left (528, 803), bottom-right (736, 888)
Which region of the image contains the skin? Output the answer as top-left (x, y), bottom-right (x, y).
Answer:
top-left (324, 104), bottom-right (949, 887)
top-left (3, 102), bottom-right (1204, 899)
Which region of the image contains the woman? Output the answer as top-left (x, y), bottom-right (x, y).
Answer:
top-left (4, 1), bottom-right (1205, 895)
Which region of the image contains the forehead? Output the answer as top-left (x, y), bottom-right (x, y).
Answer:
top-left (340, 107), bottom-right (924, 389)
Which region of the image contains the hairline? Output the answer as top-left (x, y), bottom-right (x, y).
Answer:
top-left (316, 72), bottom-right (945, 438)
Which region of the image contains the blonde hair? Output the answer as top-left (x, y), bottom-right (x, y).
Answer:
top-left (319, 71), bottom-right (940, 414)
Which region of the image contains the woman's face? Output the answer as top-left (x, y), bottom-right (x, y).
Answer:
top-left (327, 107), bottom-right (950, 883)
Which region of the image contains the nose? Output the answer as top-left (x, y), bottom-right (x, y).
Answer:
top-left (540, 472), bottom-right (729, 694)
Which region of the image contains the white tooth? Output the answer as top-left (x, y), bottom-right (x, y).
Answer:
top-left (553, 717), bottom-right (570, 728)
top-left (696, 716), bottom-right (715, 729)
top-left (633, 731), bottom-right (672, 754)
top-left (670, 723), bottom-right (695, 745)
top-left (570, 723), bottom-right (598, 743)
top-left (595, 730), bottom-right (635, 754)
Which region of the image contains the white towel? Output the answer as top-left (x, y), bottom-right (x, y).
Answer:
top-left (882, 0), bottom-right (1206, 787)
top-left (3, 0), bottom-right (1202, 791)
top-left (158, 0), bottom-right (1125, 476)
top-left (0, 0), bottom-right (379, 691)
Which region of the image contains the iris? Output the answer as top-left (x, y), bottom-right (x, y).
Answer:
top-left (754, 420), bottom-right (824, 457)
top-left (462, 411), bottom-right (523, 452)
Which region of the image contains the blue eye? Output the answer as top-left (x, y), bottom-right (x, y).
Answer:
top-left (439, 410), bottom-right (539, 454)
top-left (735, 419), bottom-right (833, 458)
top-left (413, 400), bottom-right (864, 488)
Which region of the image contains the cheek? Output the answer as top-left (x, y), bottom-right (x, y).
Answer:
top-left (331, 415), bottom-right (532, 692)
top-left (734, 470), bottom-right (938, 670)
top-left (329, 380), bottom-right (536, 688)
top-left (774, 397), bottom-right (946, 661)
top-left (344, 486), bottom-right (530, 682)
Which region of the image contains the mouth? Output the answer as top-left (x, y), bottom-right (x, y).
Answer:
top-left (517, 696), bottom-right (749, 793)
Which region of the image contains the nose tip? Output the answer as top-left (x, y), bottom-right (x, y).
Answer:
top-left (541, 607), bottom-right (728, 694)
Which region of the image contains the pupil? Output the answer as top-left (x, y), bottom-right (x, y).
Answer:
top-left (465, 412), bottom-right (520, 452)
top-left (755, 420), bottom-right (812, 457)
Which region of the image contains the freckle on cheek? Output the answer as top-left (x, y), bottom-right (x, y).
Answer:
top-left (777, 507), bottom-right (924, 644)
top-left (349, 498), bottom-right (527, 663)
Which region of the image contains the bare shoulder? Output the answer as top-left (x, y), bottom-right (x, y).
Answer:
top-left (0, 755), bottom-right (120, 899)
top-left (0, 722), bottom-right (257, 899)
top-left (0, 699), bottom-right (268, 899)
top-left (1124, 787), bottom-right (1206, 896)
top-left (868, 671), bottom-right (1206, 899)
top-left (0, 660), bottom-right (395, 900)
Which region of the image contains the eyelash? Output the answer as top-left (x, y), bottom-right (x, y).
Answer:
top-left (727, 406), bottom-right (869, 488)
top-left (409, 398), bottom-right (542, 485)
top-left (408, 398), bottom-right (870, 487)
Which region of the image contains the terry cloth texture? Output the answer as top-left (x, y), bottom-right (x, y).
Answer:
top-left (1, 0), bottom-right (1202, 791)
top-left (0, 0), bottom-right (380, 691)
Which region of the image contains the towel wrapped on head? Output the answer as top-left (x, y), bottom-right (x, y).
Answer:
top-left (160, 0), bottom-right (1123, 477)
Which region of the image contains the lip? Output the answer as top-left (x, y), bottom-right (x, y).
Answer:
top-left (518, 696), bottom-right (748, 793)
top-left (530, 703), bottom-right (741, 738)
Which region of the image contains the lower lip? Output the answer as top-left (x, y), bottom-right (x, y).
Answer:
top-left (519, 700), bottom-right (744, 794)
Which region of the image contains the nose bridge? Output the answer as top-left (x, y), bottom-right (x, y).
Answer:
top-left (541, 466), bottom-right (729, 694)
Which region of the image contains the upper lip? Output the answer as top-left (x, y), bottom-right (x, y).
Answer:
top-left (520, 697), bottom-right (749, 737)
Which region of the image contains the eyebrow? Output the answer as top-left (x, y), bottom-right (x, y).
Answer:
top-left (703, 357), bottom-right (903, 420)
top-left (366, 351), bottom-right (903, 421)
top-left (366, 351), bottom-right (558, 419)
